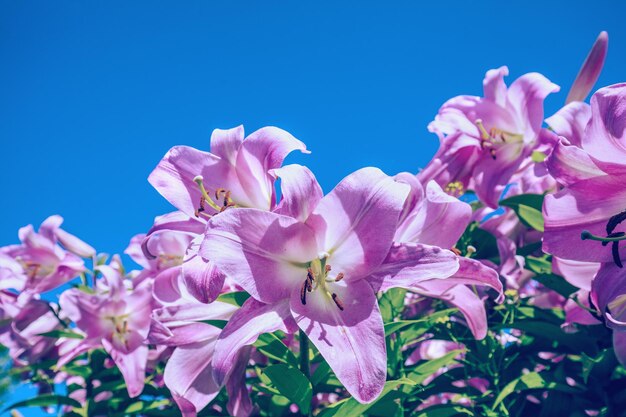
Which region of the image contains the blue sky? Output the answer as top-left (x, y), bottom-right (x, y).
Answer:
top-left (1, 1), bottom-right (626, 414)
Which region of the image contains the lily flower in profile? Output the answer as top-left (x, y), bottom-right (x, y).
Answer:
top-left (420, 67), bottom-right (559, 207)
top-left (58, 265), bottom-right (153, 398)
top-left (145, 125), bottom-right (309, 303)
top-left (388, 174), bottom-right (503, 339)
top-left (543, 84), bottom-right (626, 267)
top-left (201, 167), bottom-right (468, 403)
top-left (1, 215), bottom-right (90, 297)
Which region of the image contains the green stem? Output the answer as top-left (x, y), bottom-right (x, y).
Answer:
top-left (299, 329), bottom-right (310, 379)
top-left (299, 329), bottom-right (312, 417)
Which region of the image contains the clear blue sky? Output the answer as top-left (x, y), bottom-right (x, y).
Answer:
top-left (1, 1), bottom-right (625, 414)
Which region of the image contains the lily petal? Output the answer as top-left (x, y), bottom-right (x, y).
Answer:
top-left (545, 102), bottom-right (591, 147)
top-left (271, 164), bottom-right (323, 222)
top-left (369, 243), bottom-right (459, 292)
top-left (164, 339), bottom-right (220, 416)
top-left (202, 209), bottom-right (318, 303)
top-left (290, 279), bottom-right (386, 403)
top-left (483, 66), bottom-right (509, 107)
top-left (306, 167), bottom-right (410, 281)
top-left (581, 83), bottom-right (626, 169)
top-left (413, 280), bottom-right (489, 339)
top-left (102, 340), bottom-right (148, 398)
top-left (149, 146), bottom-right (221, 218)
top-left (545, 139), bottom-right (605, 187)
top-left (212, 298), bottom-right (297, 385)
top-left (543, 173), bottom-right (626, 263)
top-left (183, 236), bottom-right (226, 304)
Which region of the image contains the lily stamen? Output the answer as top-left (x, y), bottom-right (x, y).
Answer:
top-left (581, 230), bottom-right (626, 243)
top-left (300, 279), bottom-right (309, 305)
top-left (581, 230), bottom-right (625, 268)
top-left (332, 293), bottom-right (345, 311)
top-left (193, 175), bottom-right (222, 213)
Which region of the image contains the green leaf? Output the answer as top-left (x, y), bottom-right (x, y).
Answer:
top-left (200, 319), bottom-right (227, 329)
top-left (262, 364), bottom-right (312, 414)
top-left (72, 284), bottom-right (95, 294)
top-left (492, 372), bottom-right (581, 408)
top-left (38, 329), bottom-right (85, 339)
top-left (500, 193), bottom-right (545, 232)
top-left (123, 399), bottom-right (171, 415)
top-left (413, 404), bottom-right (474, 417)
top-left (216, 291), bottom-right (250, 307)
top-left (379, 288), bottom-right (407, 322)
top-left (318, 378), bottom-right (416, 417)
top-left (384, 308), bottom-right (457, 336)
top-left (581, 350), bottom-right (608, 384)
top-left (533, 273), bottom-right (578, 298)
top-left (407, 349), bottom-right (465, 385)
top-left (4, 394), bottom-right (82, 412)
top-left (254, 333), bottom-right (298, 366)
top-left (525, 256), bottom-right (552, 275)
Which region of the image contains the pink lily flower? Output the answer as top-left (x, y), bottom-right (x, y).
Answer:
top-left (566, 31), bottom-right (609, 104)
top-left (420, 67), bottom-right (559, 207)
top-left (543, 84), bottom-right (626, 266)
top-left (201, 167), bottom-right (489, 403)
top-left (0, 291), bottom-right (61, 365)
top-left (590, 263), bottom-right (626, 365)
top-left (148, 262), bottom-right (249, 416)
top-left (1, 216), bottom-right (91, 296)
top-left (146, 125), bottom-right (309, 303)
top-left (391, 174), bottom-right (504, 338)
top-left (58, 265), bottom-right (153, 398)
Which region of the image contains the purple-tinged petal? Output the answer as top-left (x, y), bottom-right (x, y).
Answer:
top-left (413, 280), bottom-right (488, 339)
top-left (152, 301), bottom-right (237, 329)
top-left (164, 339), bottom-right (220, 416)
top-left (212, 298), bottom-right (297, 385)
top-left (271, 164), bottom-right (323, 222)
top-left (506, 72), bottom-right (560, 139)
top-left (102, 340), bottom-right (148, 398)
top-left (546, 102), bottom-right (592, 147)
top-left (472, 141), bottom-right (526, 208)
top-left (581, 83), bottom-right (626, 168)
top-left (444, 257), bottom-right (503, 302)
top-left (369, 243), bottom-right (459, 292)
top-left (395, 180), bottom-right (471, 247)
top-left (290, 279), bottom-right (386, 403)
top-left (417, 133), bottom-right (480, 191)
top-left (53, 228), bottom-right (95, 259)
top-left (226, 346), bottom-right (255, 417)
top-left (566, 31), bottom-right (609, 104)
top-left (152, 266), bottom-right (186, 305)
top-left (38, 215), bottom-right (64, 242)
top-left (552, 257), bottom-right (599, 291)
top-left (183, 236), bottom-right (226, 304)
top-left (210, 125), bottom-right (245, 165)
top-left (202, 209), bottom-right (317, 303)
top-left (591, 263), bottom-right (626, 329)
top-left (306, 167), bottom-right (410, 281)
top-left (234, 127), bottom-right (309, 210)
top-left (543, 173), bottom-right (626, 263)
top-left (148, 146), bottom-right (221, 218)
top-left (614, 331), bottom-right (626, 367)
top-left (545, 139), bottom-right (605, 187)
top-left (483, 66), bottom-right (509, 107)
top-left (147, 211), bottom-right (206, 236)
top-left (564, 290), bottom-right (600, 327)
